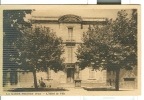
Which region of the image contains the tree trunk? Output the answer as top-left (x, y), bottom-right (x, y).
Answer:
top-left (115, 67), bottom-right (120, 91)
top-left (33, 69), bottom-right (38, 89)
top-left (47, 67), bottom-right (49, 79)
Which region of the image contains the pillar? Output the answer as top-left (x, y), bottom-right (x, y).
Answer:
top-left (17, 71), bottom-right (20, 87)
top-left (75, 64), bottom-right (79, 79)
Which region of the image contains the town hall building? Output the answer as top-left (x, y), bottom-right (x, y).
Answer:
top-left (31, 14), bottom-right (107, 88)
top-left (3, 11), bottom-right (137, 90)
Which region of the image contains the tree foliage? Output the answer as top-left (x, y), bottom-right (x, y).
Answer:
top-left (76, 9), bottom-right (137, 90)
top-left (3, 10), bottom-right (32, 69)
top-left (15, 26), bottom-right (64, 72)
top-left (3, 10), bottom-right (64, 88)
top-left (77, 24), bottom-right (111, 70)
top-left (108, 9), bottom-right (137, 70)
top-left (14, 26), bottom-right (64, 88)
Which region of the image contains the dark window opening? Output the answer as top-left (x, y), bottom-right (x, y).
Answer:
top-left (124, 78), bottom-right (135, 81)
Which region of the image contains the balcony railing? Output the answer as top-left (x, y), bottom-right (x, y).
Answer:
top-left (66, 39), bottom-right (76, 42)
top-left (64, 39), bottom-right (76, 46)
top-left (64, 63), bottom-right (75, 68)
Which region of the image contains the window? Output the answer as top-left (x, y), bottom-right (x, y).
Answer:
top-left (67, 47), bottom-right (73, 63)
top-left (89, 68), bottom-right (95, 79)
top-left (10, 71), bottom-right (18, 85)
top-left (47, 68), bottom-right (51, 79)
top-left (68, 27), bottom-right (73, 40)
top-left (109, 79), bottom-right (112, 86)
top-left (67, 27), bottom-right (74, 63)
top-left (124, 78), bottom-right (135, 81)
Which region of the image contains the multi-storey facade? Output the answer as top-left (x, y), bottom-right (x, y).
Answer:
top-left (3, 14), bottom-right (107, 88)
top-left (32, 14), bottom-right (107, 88)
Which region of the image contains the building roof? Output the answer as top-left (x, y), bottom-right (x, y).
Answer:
top-left (31, 14), bottom-right (107, 24)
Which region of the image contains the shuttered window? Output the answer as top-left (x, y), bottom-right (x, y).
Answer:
top-left (89, 68), bottom-right (95, 79)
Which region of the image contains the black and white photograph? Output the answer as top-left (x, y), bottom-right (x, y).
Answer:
top-left (1, 5), bottom-right (141, 95)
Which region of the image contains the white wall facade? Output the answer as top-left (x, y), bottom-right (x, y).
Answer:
top-left (31, 14), bottom-right (107, 85)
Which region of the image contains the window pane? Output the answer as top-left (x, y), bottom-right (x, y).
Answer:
top-left (68, 28), bottom-right (73, 40)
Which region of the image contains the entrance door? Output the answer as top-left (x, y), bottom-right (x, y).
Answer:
top-left (67, 68), bottom-right (74, 83)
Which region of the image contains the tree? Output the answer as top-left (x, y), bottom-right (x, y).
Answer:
top-left (3, 10), bottom-right (32, 69)
top-left (76, 24), bottom-right (110, 70)
top-left (108, 10), bottom-right (137, 91)
top-left (15, 26), bottom-right (64, 88)
top-left (3, 10), bottom-right (32, 86)
top-left (76, 9), bottom-right (137, 91)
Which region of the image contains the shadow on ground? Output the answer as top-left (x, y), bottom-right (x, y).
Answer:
top-left (83, 87), bottom-right (133, 91)
top-left (83, 87), bottom-right (115, 91)
top-left (7, 88), bottom-right (69, 92)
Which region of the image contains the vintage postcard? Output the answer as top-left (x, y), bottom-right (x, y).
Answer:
top-left (0, 5), bottom-right (141, 96)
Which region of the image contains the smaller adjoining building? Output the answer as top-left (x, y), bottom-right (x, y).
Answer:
top-left (107, 66), bottom-right (137, 89)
